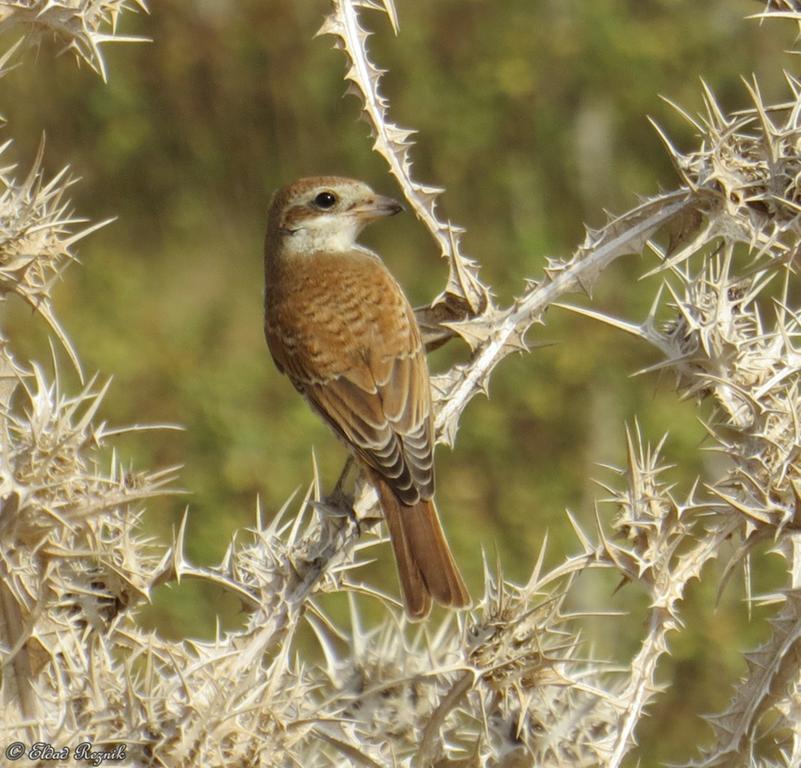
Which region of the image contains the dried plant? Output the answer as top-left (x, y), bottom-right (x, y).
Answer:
top-left (0, 0), bottom-right (148, 79)
top-left (4, 0), bottom-right (801, 766)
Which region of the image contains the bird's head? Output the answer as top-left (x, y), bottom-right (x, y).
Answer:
top-left (267, 176), bottom-right (404, 255)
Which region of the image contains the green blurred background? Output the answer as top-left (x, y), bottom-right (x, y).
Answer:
top-left (1, 1), bottom-right (797, 763)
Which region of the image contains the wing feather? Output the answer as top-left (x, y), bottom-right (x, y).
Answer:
top-left (265, 250), bottom-right (435, 504)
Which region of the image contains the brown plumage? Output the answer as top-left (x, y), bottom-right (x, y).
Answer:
top-left (263, 176), bottom-right (470, 619)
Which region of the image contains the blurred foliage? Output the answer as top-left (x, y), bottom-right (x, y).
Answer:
top-left (0, 1), bottom-right (796, 763)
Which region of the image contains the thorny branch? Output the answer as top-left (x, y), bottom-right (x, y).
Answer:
top-left (3, 0), bottom-right (801, 766)
top-left (0, 0), bottom-right (149, 80)
top-left (317, 1), bottom-right (801, 765)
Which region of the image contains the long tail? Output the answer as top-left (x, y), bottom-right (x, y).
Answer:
top-left (372, 473), bottom-right (470, 619)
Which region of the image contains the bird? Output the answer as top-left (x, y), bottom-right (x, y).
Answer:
top-left (263, 175), bottom-right (470, 619)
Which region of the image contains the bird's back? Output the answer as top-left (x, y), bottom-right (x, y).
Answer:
top-left (265, 248), bottom-right (420, 389)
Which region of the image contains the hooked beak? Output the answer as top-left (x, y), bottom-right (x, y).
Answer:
top-left (352, 194), bottom-right (405, 220)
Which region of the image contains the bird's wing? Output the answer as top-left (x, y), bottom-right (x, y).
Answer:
top-left (305, 342), bottom-right (434, 505)
top-left (265, 253), bottom-right (434, 505)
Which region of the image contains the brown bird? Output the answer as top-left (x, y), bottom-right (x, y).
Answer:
top-left (263, 176), bottom-right (470, 619)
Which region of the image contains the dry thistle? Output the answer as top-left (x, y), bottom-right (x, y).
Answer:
top-left (0, 0), bottom-right (149, 80)
top-left (5, 1), bottom-right (801, 767)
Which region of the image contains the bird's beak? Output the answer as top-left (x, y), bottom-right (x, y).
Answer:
top-left (352, 194), bottom-right (405, 220)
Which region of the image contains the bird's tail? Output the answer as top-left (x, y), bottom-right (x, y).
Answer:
top-left (372, 473), bottom-right (470, 619)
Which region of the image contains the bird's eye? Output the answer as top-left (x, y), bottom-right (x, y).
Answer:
top-left (313, 191), bottom-right (337, 209)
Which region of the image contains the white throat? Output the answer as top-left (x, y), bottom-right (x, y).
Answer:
top-left (280, 215), bottom-right (363, 255)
